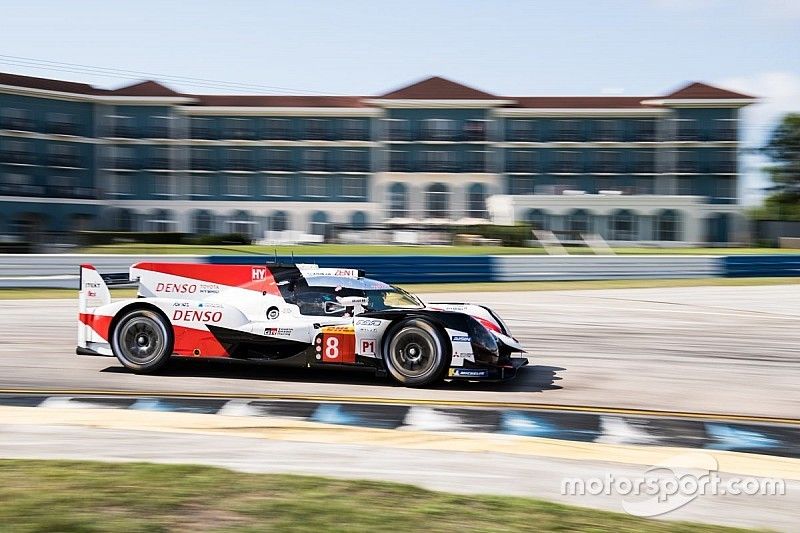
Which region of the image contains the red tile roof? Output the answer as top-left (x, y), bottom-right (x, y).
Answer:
top-left (109, 80), bottom-right (184, 97)
top-left (511, 96), bottom-right (655, 109)
top-left (192, 94), bottom-right (367, 107)
top-left (0, 72), bottom-right (101, 94)
top-left (664, 82), bottom-right (753, 100)
top-left (379, 76), bottom-right (498, 99)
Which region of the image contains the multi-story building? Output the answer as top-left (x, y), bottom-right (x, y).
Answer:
top-left (0, 72), bottom-right (755, 244)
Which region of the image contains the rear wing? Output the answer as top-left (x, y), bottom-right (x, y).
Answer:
top-left (78, 264), bottom-right (134, 312)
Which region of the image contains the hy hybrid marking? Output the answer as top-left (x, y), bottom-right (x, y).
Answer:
top-left (2, 394), bottom-right (798, 459)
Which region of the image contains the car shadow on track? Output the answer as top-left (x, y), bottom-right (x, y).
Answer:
top-left (100, 360), bottom-right (564, 393)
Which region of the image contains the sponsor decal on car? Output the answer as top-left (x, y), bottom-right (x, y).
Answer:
top-left (198, 284), bottom-right (220, 294)
top-left (359, 339), bottom-right (376, 356)
top-left (172, 310), bottom-right (223, 323)
top-left (355, 319), bottom-right (382, 326)
top-left (264, 327), bottom-right (293, 336)
top-left (448, 368), bottom-right (489, 378)
top-left (251, 267), bottom-right (267, 281)
top-left (451, 335), bottom-right (471, 342)
top-left (156, 282), bottom-right (197, 294)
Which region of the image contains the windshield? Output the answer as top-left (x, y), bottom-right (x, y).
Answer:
top-left (364, 286), bottom-right (423, 311)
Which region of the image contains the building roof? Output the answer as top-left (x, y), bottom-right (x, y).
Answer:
top-left (191, 94), bottom-right (367, 107)
top-left (511, 96), bottom-right (655, 109)
top-left (663, 82), bottom-right (753, 100)
top-left (108, 80), bottom-right (184, 97)
top-left (0, 71), bottom-right (100, 95)
top-left (378, 76), bottom-right (498, 99)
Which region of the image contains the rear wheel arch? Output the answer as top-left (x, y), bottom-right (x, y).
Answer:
top-left (109, 302), bottom-right (174, 374)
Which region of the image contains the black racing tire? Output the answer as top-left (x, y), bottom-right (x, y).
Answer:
top-left (383, 318), bottom-right (450, 387)
top-left (110, 308), bottom-right (174, 374)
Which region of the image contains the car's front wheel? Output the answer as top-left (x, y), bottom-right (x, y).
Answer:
top-left (110, 308), bottom-right (173, 374)
top-left (384, 318), bottom-right (449, 387)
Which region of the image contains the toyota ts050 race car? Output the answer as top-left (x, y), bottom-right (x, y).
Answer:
top-left (77, 261), bottom-right (528, 387)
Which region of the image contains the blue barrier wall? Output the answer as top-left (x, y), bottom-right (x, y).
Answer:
top-left (207, 255), bottom-right (494, 283)
top-left (722, 255), bottom-right (800, 277)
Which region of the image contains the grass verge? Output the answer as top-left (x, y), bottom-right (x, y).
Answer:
top-left (0, 459), bottom-right (743, 532)
top-left (2, 277), bottom-right (798, 299)
top-left (75, 243), bottom-right (799, 256)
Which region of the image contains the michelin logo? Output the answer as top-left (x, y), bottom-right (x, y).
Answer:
top-left (451, 335), bottom-right (471, 342)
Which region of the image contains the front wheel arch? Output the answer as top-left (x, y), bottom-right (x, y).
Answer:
top-left (381, 316), bottom-right (451, 387)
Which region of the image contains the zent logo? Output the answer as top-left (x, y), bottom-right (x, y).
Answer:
top-left (172, 310), bottom-right (222, 323)
top-left (252, 267), bottom-right (267, 281)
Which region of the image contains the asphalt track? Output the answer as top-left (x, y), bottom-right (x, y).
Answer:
top-left (0, 284), bottom-right (798, 418)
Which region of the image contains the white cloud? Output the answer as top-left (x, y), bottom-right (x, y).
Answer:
top-left (716, 71), bottom-right (800, 204)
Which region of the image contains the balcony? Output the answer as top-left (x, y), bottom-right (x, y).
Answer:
top-left (303, 160), bottom-right (333, 172)
top-left (107, 125), bottom-right (139, 138)
top-left (227, 160), bottom-right (256, 171)
top-left (48, 185), bottom-right (96, 199)
top-left (552, 131), bottom-right (583, 142)
top-left (262, 129), bottom-right (293, 140)
top-left (262, 160), bottom-right (294, 172)
top-left (506, 162), bottom-right (538, 173)
top-left (1, 151), bottom-right (35, 164)
top-left (463, 161), bottom-right (487, 172)
top-left (592, 163), bottom-right (622, 174)
top-left (676, 162), bottom-right (699, 173)
top-left (0, 117), bottom-right (35, 131)
top-left (340, 161), bottom-right (370, 172)
top-left (550, 163), bottom-right (581, 173)
top-left (713, 161), bottom-right (737, 174)
top-left (507, 132), bottom-right (540, 142)
top-left (105, 158), bottom-right (139, 170)
top-left (340, 129), bottom-right (369, 141)
top-left (633, 131), bottom-right (657, 142)
top-left (47, 154), bottom-right (82, 167)
top-left (714, 129), bottom-right (737, 141)
top-left (0, 183), bottom-right (96, 199)
top-left (191, 127), bottom-right (216, 140)
top-left (304, 130), bottom-right (332, 141)
top-left (421, 160), bottom-right (457, 172)
top-left (675, 129), bottom-right (699, 141)
top-left (148, 126), bottom-right (171, 139)
top-left (46, 122), bottom-right (79, 136)
top-left (632, 162), bottom-right (656, 173)
top-left (387, 129), bottom-right (410, 141)
top-left (420, 129), bottom-right (457, 142)
top-left (146, 158), bottom-right (171, 170)
top-left (224, 129), bottom-right (256, 140)
top-left (0, 183), bottom-right (44, 196)
top-left (388, 160), bottom-right (411, 172)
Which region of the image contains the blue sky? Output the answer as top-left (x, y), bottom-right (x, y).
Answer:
top-left (3, 0), bottom-right (799, 203)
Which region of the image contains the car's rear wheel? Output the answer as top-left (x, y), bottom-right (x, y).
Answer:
top-left (111, 308), bottom-right (173, 374)
top-left (384, 318), bottom-right (449, 387)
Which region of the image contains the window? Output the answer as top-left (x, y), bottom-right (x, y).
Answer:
top-left (594, 151), bottom-right (621, 173)
top-left (191, 148), bottom-right (214, 170)
top-left (114, 208), bottom-right (134, 232)
top-left (111, 172), bottom-right (133, 196)
top-left (425, 183), bottom-right (450, 219)
top-left (342, 176), bottom-right (366, 198)
top-left (226, 175), bottom-right (249, 196)
top-left (634, 119), bottom-right (656, 141)
top-left (227, 210), bottom-right (255, 237)
top-left (342, 150), bottom-right (368, 172)
top-left (108, 146), bottom-right (136, 169)
top-left (423, 119), bottom-right (454, 140)
top-left (149, 147), bottom-right (171, 169)
top-left (675, 150), bottom-right (697, 173)
top-left (152, 173), bottom-right (171, 196)
top-left (384, 119), bottom-right (409, 141)
top-left (465, 151), bottom-right (487, 172)
top-left (303, 150), bottom-right (328, 171)
top-left (264, 118), bottom-right (291, 139)
top-left (716, 177), bottom-right (736, 201)
top-left (553, 150), bottom-right (580, 173)
top-left (2, 139), bottom-right (32, 164)
top-left (388, 182), bottom-right (408, 218)
top-left (633, 150), bottom-right (655, 173)
top-left (309, 211), bottom-right (329, 236)
top-left (554, 119), bottom-right (581, 141)
top-left (350, 211), bottom-right (367, 228)
top-left (656, 210), bottom-right (681, 241)
top-left (194, 211), bottom-right (213, 235)
top-left (611, 210), bottom-right (637, 241)
top-left (508, 119), bottom-right (537, 141)
top-left (510, 176), bottom-right (535, 195)
top-left (464, 119), bottom-right (487, 141)
top-left (147, 209), bottom-right (176, 232)
top-left (106, 115), bottom-right (136, 138)
top-left (388, 150), bottom-right (409, 171)
top-left (673, 118), bottom-right (697, 141)
top-left (225, 118), bottom-right (253, 139)
top-left (594, 120), bottom-right (619, 141)
top-left (635, 177), bottom-right (654, 195)
top-left (304, 176), bottom-right (327, 197)
top-left (526, 209), bottom-right (548, 230)
top-left (265, 175), bottom-right (290, 197)
top-left (46, 112), bottom-right (76, 135)
top-left (714, 150), bottom-right (736, 174)
top-left (47, 144), bottom-right (79, 167)
top-left (228, 149), bottom-right (253, 171)
top-left (508, 150), bottom-right (538, 173)
top-left (341, 119), bottom-right (368, 140)
top-left (0, 172), bottom-right (38, 195)
top-left (423, 151), bottom-right (454, 172)
top-left (0, 108), bottom-right (33, 130)
top-left (191, 175), bottom-right (211, 196)
top-left (270, 211), bottom-right (289, 232)
top-left (190, 117), bottom-right (213, 139)
top-left (678, 177), bottom-right (694, 196)
top-left (305, 119), bottom-right (330, 140)
top-left (265, 149), bottom-right (291, 171)
top-left (714, 119), bottom-right (738, 141)
top-left (466, 183), bottom-right (487, 218)
top-left (149, 116), bottom-right (172, 138)
top-left (568, 209), bottom-right (590, 234)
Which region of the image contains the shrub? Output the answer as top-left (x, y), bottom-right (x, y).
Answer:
top-left (449, 224), bottom-right (532, 247)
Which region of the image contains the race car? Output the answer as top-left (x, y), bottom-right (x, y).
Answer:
top-left (77, 261), bottom-right (527, 387)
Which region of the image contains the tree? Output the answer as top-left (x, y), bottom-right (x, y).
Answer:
top-left (758, 113), bottom-right (800, 220)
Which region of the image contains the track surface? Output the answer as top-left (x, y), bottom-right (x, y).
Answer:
top-left (1, 284), bottom-right (798, 417)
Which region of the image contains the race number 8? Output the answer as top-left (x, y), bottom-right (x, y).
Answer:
top-left (325, 336), bottom-right (339, 359)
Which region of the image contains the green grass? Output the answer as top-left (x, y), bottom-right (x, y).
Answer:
top-left (0, 459), bottom-right (744, 532)
top-left (75, 243), bottom-right (799, 256)
top-left (2, 277), bottom-right (799, 299)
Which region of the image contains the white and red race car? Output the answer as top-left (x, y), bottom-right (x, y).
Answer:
top-left (78, 262), bottom-right (527, 387)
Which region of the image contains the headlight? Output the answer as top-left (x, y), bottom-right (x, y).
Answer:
top-left (467, 317), bottom-right (499, 362)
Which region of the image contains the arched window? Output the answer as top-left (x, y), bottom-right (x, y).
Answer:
top-left (227, 209), bottom-right (253, 237)
top-left (350, 211), bottom-right (367, 228)
top-left (271, 211), bottom-right (288, 232)
top-left (148, 209), bottom-right (175, 232)
top-left (525, 209), bottom-right (548, 231)
top-left (388, 182), bottom-right (408, 218)
top-left (310, 211), bottom-right (328, 236)
top-left (656, 210), bottom-right (680, 241)
top-left (194, 210), bottom-right (213, 235)
top-left (467, 183), bottom-right (487, 219)
top-left (425, 183), bottom-right (450, 219)
top-left (115, 208), bottom-right (134, 232)
top-left (567, 209), bottom-right (590, 235)
top-left (610, 209), bottom-right (637, 241)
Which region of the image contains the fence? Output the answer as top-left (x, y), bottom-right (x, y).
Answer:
top-left (0, 253), bottom-right (798, 288)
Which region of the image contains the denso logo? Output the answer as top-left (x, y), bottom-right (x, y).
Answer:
top-left (156, 282), bottom-right (197, 294)
top-left (172, 310), bottom-right (222, 322)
